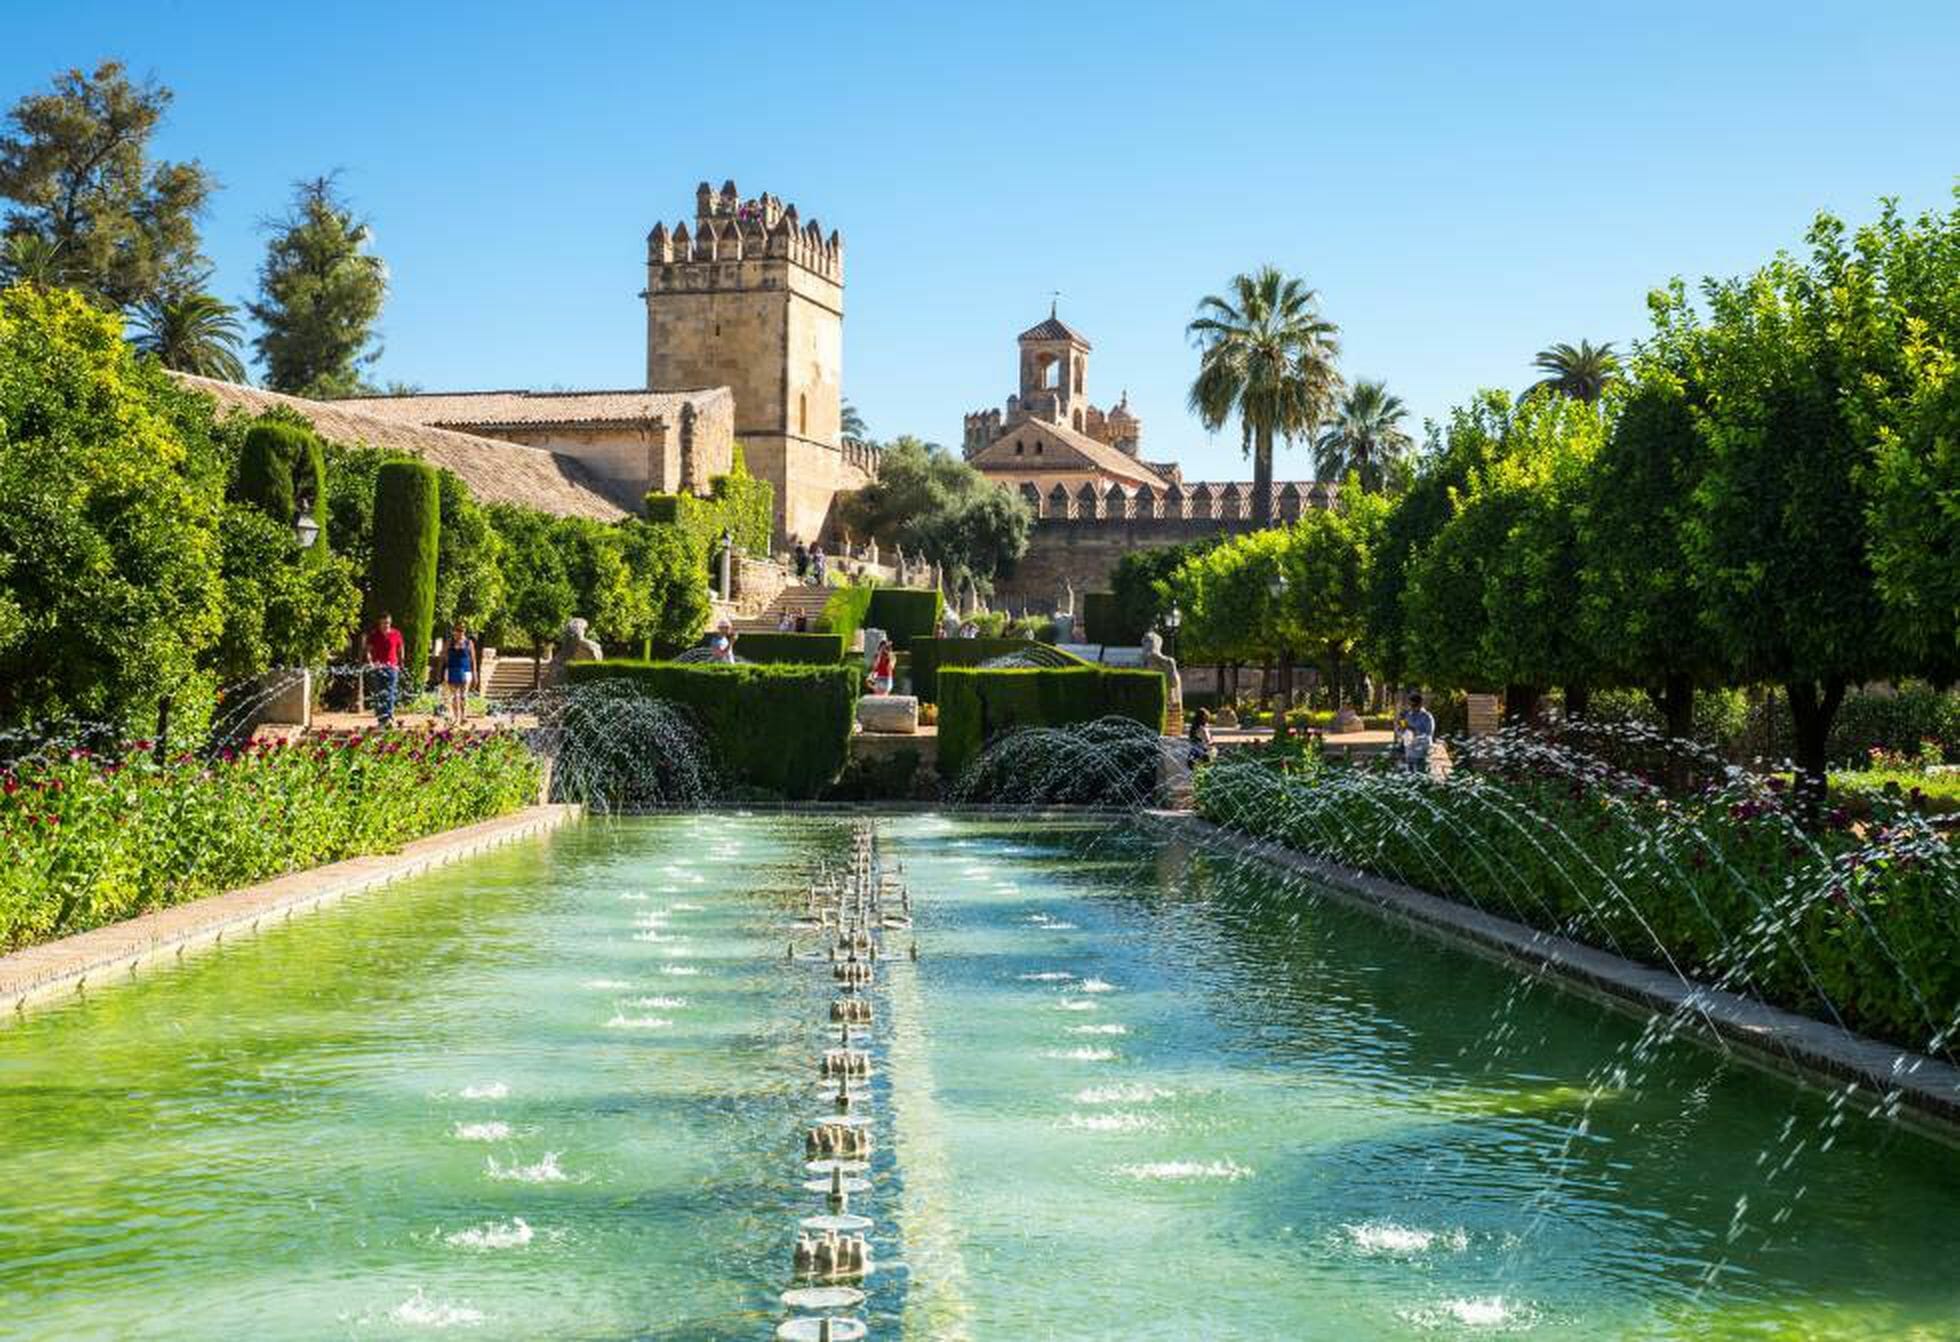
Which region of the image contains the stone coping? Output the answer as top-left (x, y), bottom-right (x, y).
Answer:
top-left (1, 805), bottom-right (579, 1021)
top-left (1141, 810), bottom-right (1960, 1144)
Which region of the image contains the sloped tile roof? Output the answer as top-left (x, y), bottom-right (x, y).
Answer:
top-left (173, 375), bottom-right (630, 521)
top-left (970, 418), bottom-right (1168, 488)
top-left (334, 387), bottom-right (729, 429)
top-left (1016, 316), bottom-right (1090, 346)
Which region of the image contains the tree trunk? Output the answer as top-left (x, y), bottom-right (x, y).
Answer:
top-left (1273, 651), bottom-right (1293, 738)
top-left (1252, 425), bottom-right (1274, 527)
top-left (1786, 677), bottom-right (1846, 823)
top-left (1503, 684), bottom-right (1541, 725)
top-left (1329, 646), bottom-right (1344, 712)
top-left (1562, 683), bottom-right (1591, 721)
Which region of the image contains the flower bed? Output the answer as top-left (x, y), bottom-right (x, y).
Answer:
top-left (1, 730), bottom-right (541, 949)
top-left (1193, 751), bottom-right (1958, 1057)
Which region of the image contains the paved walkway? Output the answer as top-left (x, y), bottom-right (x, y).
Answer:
top-left (1, 805), bottom-right (577, 1019)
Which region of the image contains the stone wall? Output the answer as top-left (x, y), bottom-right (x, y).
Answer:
top-left (995, 481), bottom-right (1335, 611)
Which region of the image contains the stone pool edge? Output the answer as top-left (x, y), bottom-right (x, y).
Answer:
top-left (0, 804), bottom-right (580, 1021)
top-left (1142, 809), bottom-right (1960, 1142)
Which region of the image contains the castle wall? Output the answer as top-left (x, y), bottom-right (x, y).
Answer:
top-left (483, 394), bottom-right (735, 513)
top-left (997, 515), bottom-right (1270, 611)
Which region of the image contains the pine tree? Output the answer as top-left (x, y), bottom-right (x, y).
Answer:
top-left (248, 176), bottom-right (387, 398)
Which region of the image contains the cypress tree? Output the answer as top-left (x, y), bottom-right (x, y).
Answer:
top-left (365, 461), bottom-right (440, 674)
top-left (235, 419), bottom-right (329, 565)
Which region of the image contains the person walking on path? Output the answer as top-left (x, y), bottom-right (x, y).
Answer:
top-left (869, 638), bottom-right (895, 695)
top-left (442, 622), bottom-right (476, 724)
top-left (809, 544), bottom-right (827, 587)
top-left (1397, 691), bottom-right (1436, 773)
top-left (793, 541), bottom-right (809, 581)
top-left (365, 613), bottom-right (404, 726)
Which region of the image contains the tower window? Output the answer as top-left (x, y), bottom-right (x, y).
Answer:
top-left (799, 393), bottom-right (808, 436)
top-left (1074, 359), bottom-right (1084, 393)
top-left (1014, 440), bottom-right (1024, 455)
top-left (1034, 442), bottom-right (1043, 455)
top-left (1073, 409), bottom-right (1083, 431)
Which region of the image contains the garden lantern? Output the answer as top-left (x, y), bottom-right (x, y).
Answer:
top-left (294, 511), bottom-right (320, 549)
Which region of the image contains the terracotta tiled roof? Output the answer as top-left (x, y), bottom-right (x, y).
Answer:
top-left (1016, 315), bottom-right (1090, 346)
top-left (970, 418), bottom-right (1168, 488)
top-left (334, 387), bottom-right (728, 430)
top-left (172, 375), bottom-right (629, 521)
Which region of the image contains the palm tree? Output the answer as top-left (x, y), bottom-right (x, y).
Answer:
top-left (1314, 379), bottom-right (1412, 493)
top-left (1188, 266), bottom-right (1342, 526)
top-left (840, 400), bottom-right (869, 446)
top-left (1528, 339), bottom-right (1621, 403)
top-left (1, 234), bottom-right (68, 290)
top-left (130, 290), bottom-right (247, 382)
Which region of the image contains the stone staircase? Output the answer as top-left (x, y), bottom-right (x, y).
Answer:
top-left (486, 655), bottom-right (540, 700)
top-left (732, 584), bottom-right (835, 634)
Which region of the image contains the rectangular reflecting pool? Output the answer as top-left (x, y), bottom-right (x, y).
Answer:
top-left (1, 814), bottom-right (1956, 1340)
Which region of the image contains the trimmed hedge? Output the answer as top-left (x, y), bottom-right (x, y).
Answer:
top-left (365, 461), bottom-right (441, 672)
top-left (723, 631), bottom-right (847, 664)
top-left (866, 588), bottom-right (944, 650)
top-left (565, 660), bottom-right (857, 798)
top-left (937, 665), bottom-right (1167, 778)
top-left (909, 637), bottom-right (1083, 703)
top-left (819, 583), bottom-right (875, 642)
top-left (1081, 591), bottom-right (1120, 644)
top-left (644, 445), bottom-right (774, 567)
top-left (235, 419), bottom-right (328, 565)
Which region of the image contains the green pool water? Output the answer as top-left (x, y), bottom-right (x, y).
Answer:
top-left (1, 814), bottom-right (1956, 1340)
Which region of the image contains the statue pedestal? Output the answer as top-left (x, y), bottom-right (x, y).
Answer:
top-left (1330, 707), bottom-right (1365, 735)
top-left (856, 695), bottom-right (919, 735)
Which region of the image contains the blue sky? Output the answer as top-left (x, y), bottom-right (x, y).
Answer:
top-left (7, 2), bottom-right (1957, 479)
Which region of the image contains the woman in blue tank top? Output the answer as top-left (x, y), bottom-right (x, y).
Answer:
top-left (443, 622), bottom-right (476, 724)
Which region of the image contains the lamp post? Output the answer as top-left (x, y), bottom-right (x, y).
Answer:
top-left (1161, 603), bottom-right (1182, 662)
top-left (717, 528), bottom-right (734, 602)
top-left (1266, 570), bottom-right (1291, 731)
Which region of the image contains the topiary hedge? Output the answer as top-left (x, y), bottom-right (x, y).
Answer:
top-left (235, 418), bottom-right (328, 566)
top-left (936, 665), bottom-right (1166, 778)
top-left (866, 588), bottom-right (943, 650)
top-left (365, 461), bottom-right (441, 673)
top-left (721, 631), bottom-right (847, 664)
top-left (819, 583), bottom-right (875, 643)
top-left (565, 660), bottom-right (857, 798)
top-left (1081, 591), bottom-right (1120, 644)
top-left (909, 637), bottom-right (1085, 702)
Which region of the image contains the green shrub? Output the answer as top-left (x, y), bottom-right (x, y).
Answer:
top-left (235, 418), bottom-right (328, 565)
top-left (724, 631), bottom-right (847, 664)
top-left (819, 583), bottom-right (875, 642)
top-left (0, 729), bottom-right (540, 948)
top-left (645, 445), bottom-right (774, 570)
top-left (365, 461), bottom-right (441, 673)
top-left (1081, 591), bottom-right (1121, 644)
top-left (1194, 758), bottom-right (1959, 1056)
top-left (211, 503), bottom-right (361, 683)
top-left (866, 588), bottom-right (943, 649)
top-left (565, 660), bottom-right (856, 798)
top-left (937, 665), bottom-right (1166, 778)
top-left (0, 283), bottom-right (227, 735)
top-left (909, 637), bottom-right (1083, 702)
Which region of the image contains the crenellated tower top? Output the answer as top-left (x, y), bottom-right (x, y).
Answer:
top-left (645, 178), bottom-right (843, 282)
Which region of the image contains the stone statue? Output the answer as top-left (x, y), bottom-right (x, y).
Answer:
top-left (1057, 578), bottom-right (1076, 620)
top-left (547, 617), bottom-right (604, 684)
top-left (1141, 631), bottom-right (1183, 715)
top-left (940, 602), bottom-right (961, 639)
top-left (866, 536), bottom-right (879, 566)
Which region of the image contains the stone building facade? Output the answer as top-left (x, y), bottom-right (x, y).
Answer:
top-left (337, 387), bottom-right (735, 515)
top-left (961, 312), bottom-right (1329, 611)
top-left (645, 181), bottom-right (875, 544)
top-left (340, 180), bottom-right (874, 547)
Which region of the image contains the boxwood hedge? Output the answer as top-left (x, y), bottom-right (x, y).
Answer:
top-left (909, 637), bottom-right (1083, 703)
top-left (723, 631), bottom-right (846, 664)
top-left (565, 660), bottom-right (857, 798)
top-left (936, 665), bottom-right (1166, 779)
top-left (866, 588), bottom-right (943, 649)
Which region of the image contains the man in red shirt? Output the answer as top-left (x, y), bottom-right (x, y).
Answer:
top-left (365, 613), bottom-right (405, 725)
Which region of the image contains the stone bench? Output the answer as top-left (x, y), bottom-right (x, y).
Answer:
top-left (857, 694), bottom-right (919, 735)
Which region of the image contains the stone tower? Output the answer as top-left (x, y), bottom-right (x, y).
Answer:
top-left (645, 180), bottom-right (848, 543)
top-left (1015, 306), bottom-right (1092, 435)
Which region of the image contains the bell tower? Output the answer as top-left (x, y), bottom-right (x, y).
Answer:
top-left (644, 179), bottom-right (846, 543)
top-left (1015, 305), bottom-right (1092, 435)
